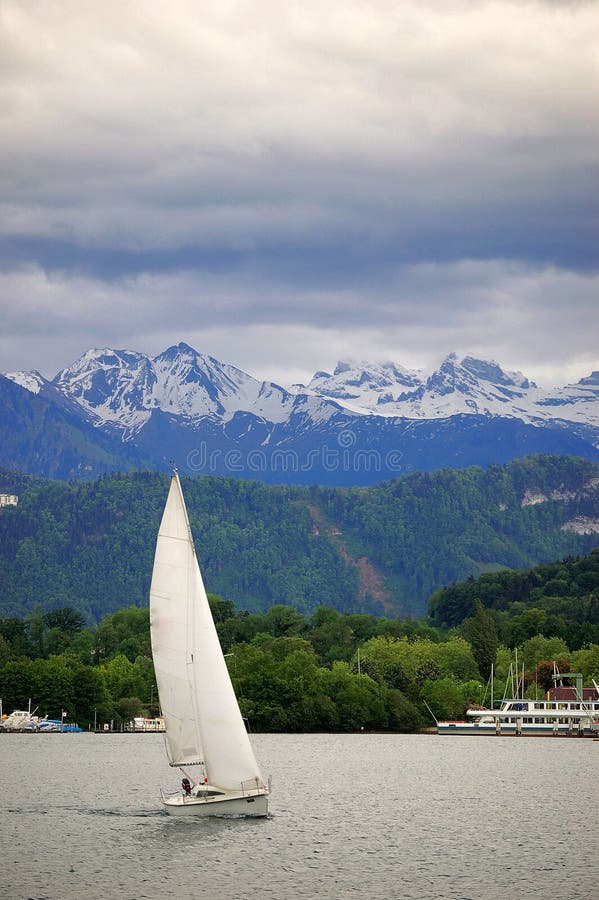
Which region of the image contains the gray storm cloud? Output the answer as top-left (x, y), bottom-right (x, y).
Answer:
top-left (0, 0), bottom-right (597, 382)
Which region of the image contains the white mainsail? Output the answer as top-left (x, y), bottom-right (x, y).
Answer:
top-left (149, 473), bottom-right (265, 793)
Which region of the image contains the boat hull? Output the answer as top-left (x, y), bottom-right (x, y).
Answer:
top-left (162, 791), bottom-right (269, 818)
top-left (438, 722), bottom-right (593, 736)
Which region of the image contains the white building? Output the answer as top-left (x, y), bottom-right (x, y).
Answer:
top-left (0, 494), bottom-right (18, 507)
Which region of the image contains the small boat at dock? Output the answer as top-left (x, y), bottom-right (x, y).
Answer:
top-left (0, 709), bottom-right (41, 732)
top-left (0, 709), bottom-right (82, 733)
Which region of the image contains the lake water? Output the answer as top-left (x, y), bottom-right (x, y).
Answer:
top-left (0, 732), bottom-right (597, 899)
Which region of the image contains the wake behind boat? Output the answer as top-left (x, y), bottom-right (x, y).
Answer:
top-left (149, 471), bottom-right (269, 817)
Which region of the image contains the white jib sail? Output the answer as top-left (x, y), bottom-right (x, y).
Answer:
top-left (150, 473), bottom-right (265, 792)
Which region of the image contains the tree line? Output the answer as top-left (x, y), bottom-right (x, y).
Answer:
top-left (1, 586), bottom-right (597, 732)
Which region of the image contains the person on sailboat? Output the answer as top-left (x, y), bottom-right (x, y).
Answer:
top-left (182, 777), bottom-right (192, 796)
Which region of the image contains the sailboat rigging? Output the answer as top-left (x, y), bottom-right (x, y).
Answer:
top-left (149, 471), bottom-right (269, 817)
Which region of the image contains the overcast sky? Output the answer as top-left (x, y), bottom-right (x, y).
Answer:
top-left (1, 0), bottom-right (597, 388)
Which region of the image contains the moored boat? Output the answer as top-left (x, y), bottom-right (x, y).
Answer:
top-left (0, 709), bottom-right (41, 732)
top-left (437, 674), bottom-right (599, 737)
top-left (0, 709), bottom-right (82, 733)
top-left (38, 719), bottom-right (83, 733)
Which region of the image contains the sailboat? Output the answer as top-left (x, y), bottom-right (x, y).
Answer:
top-left (149, 471), bottom-right (269, 817)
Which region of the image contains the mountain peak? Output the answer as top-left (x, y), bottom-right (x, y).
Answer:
top-left (3, 370), bottom-right (47, 394)
top-left (55, 347), bottom-right (147, 379)
top-left (333, 359), bottom-right (357, 376)
top-left (154, 341), bottom-right (198, 361)
top-left (460, 355), bottom-right (535, 389)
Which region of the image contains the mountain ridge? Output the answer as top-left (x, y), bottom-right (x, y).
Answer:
top-left (3, 344), bottom-right (599, 484)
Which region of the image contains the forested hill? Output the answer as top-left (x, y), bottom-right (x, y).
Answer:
top-left (429, 547), bottom-right (599, 643)
top-left (0, 454), bottom-right (598, 622)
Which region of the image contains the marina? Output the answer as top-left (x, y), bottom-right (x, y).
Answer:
top-left (0, 708), bottom-right (82, 733)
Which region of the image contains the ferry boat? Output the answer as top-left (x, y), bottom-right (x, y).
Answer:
top-left (437, 674), bottom-right (599, 737)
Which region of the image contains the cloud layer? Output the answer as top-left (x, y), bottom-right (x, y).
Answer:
top-left (1, 1), bottom-right (598, 384)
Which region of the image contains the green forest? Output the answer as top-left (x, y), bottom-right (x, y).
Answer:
top-left (1, 454), bottom-right (598, 621)
top-left (1, 548), bottom-right (598, 732)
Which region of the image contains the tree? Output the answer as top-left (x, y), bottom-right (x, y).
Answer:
top-left (421, 677), bottom-right (485, 720)
top-left (116, 696), bottom-right (144, 721)
top-left (570, 643), bottom-right (599, 681)
top-left (71, 661), bottom-right (112, 725)
top-left (265, 605), bottom-right (305, 637)
top-left (518, 635), bottom-right (571, 668)
top-left (509, 608), bottom-right (548, 646)
top-left (0, 633), bottom-right (12, 666)
top-left (27, 611), bottom-right (46, 658)
top-left (535, 658), bottom-right (570, 693)
top-left (100, 654), bottom-right (145, 702)
top-left (463, 599), bottom-right (498, 680)
top-left (0, 618), bottom-right (29, 656)
top-left (317, 662), bottom-right (388, 731)
top-left (44, 607), bottom-right (85, 633)
top-left (420, 678), bottom-right (465, 720)
top-left (309, 608), bottom-right (354, 664)
top-left (386, 689), bottom-right (422, 731)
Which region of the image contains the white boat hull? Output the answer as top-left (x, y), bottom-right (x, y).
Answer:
top-left (438, 720), bottom-right (596, 736)
top-left (162, 790), bottom-right (269, 818)
top-left (439, 723), bottom-right (576, 736)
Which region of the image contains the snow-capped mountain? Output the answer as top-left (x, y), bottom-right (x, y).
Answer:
top-left (4, 369), bottom-right (47, 395)
top-left (3, 345), bottom-right (599, 484)
top-left (304, 353), bottom-right (599, 428)
top-left (45, 343), bottom-right (296, 435)
top-left (302, 359), bottom-right (423, 413)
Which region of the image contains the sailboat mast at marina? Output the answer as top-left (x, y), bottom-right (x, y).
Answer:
top-left (149, 471), bottom-right (269, 816)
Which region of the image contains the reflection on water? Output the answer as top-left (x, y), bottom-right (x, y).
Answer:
top-left (0, 732), bottom-right (597, 899)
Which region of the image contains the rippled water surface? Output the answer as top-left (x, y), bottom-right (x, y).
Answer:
top-left (1, 732), bottom-right (597, 899)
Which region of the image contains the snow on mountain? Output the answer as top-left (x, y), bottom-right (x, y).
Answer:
top-left (4, 347), bottom-right (599, 438)
top-left (44, 343), bottom-right (295, 435)
top-left (4, 370), bottom-right (47, 395)
top-left (305, 353), bottom-right (599, 429)
top-left (286, 392), bottom-right (345, 429)
top-left (536, 372), bottom-right (599, 426)
top-left (303, 359), bottom-right (423, 414)
top-left (150, 343), bottom-right (283, 421)
top-left (51, 348), bottom-right (156, 432)
top-left (388, 353), bottom-right (541, 420)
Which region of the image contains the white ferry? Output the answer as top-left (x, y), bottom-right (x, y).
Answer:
top-left (437, 674), bottom-right (599, 737)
